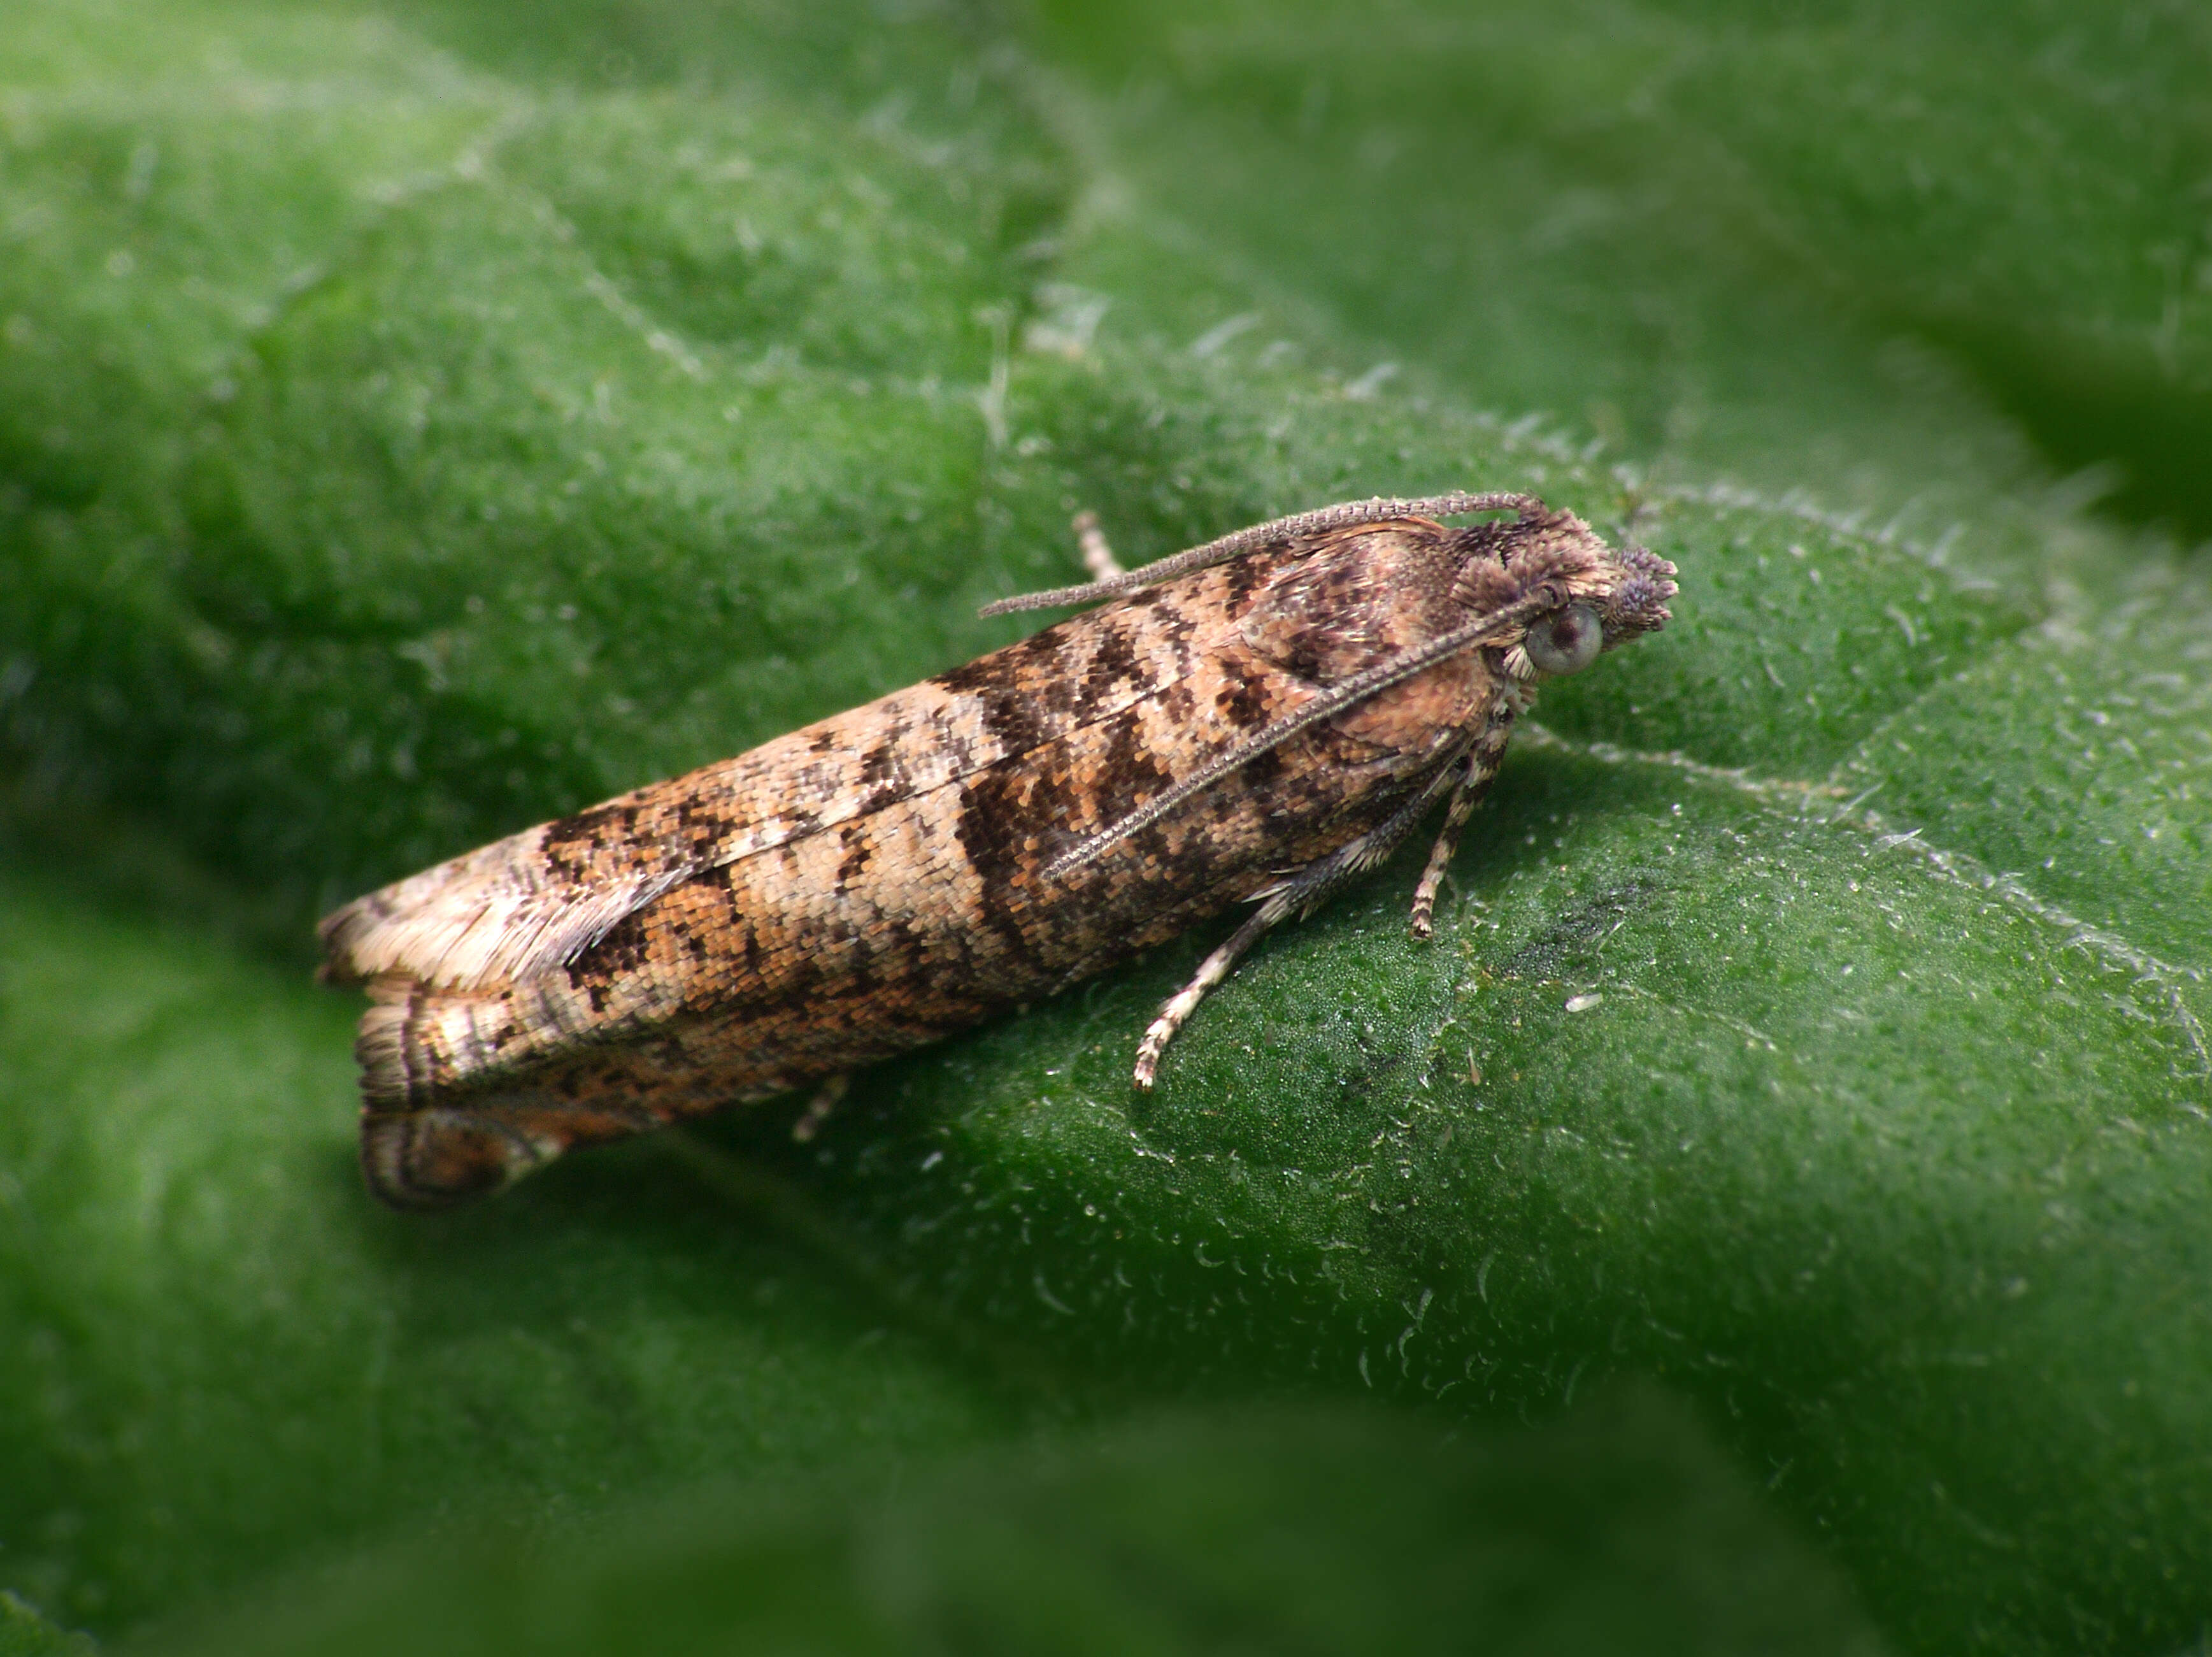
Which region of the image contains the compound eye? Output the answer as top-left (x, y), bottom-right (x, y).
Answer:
top-left (1525, 602), bottom-right (1604, 675)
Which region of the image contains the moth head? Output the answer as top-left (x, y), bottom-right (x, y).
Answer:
top-left (1451, 503), bottom-right (1678, 681)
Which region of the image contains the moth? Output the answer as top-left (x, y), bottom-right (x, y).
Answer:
top-left (320, 492), bottom-right (1676, 1209)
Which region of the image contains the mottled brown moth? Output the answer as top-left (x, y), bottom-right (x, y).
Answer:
top-left (320, 492), bottom-right (1676, 1209)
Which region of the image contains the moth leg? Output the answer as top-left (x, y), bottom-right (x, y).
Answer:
top-left (1134, 769), bottom-right (1455, 1089)
top-left (1409, 757), bottom-right (1498, 938)
top-left (790, 1072), bottom-right (851, 1144)
top-left (1132, 904), bottom-right (1281, 1090)
top-left (1072, 510), bottom-right (1124, 580)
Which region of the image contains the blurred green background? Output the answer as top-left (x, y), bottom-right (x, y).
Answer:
top-left (2, 1), bottom-right (2208, 1651)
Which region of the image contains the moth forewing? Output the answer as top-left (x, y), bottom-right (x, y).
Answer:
top-left (321, 495), bottom-right (1675, 1209)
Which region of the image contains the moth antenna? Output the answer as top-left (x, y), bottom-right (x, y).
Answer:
top-left (980, 492), bottom-right (1543, 617)
top-left (1043, 585), bottom-right (1556, 880)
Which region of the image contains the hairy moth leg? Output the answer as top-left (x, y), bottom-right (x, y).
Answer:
top-left (1409, 760), bottom-right (1484, 937)
top-left (1409, 707), bottom-right (1517, 936)
top-left (1072, 510), bottom-right (1124, 580)
top-left (1132, 755), bottom-right (1467, 1088)
top-left (790, 1072), bottom-right (851, 1143)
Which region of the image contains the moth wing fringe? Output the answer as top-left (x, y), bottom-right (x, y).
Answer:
top-left (353, 974), bottom-right (542, 1105)
top-left (354, 987), bottom-right (415, 1103)
top-left (320, 828), bottom-right (690, 993)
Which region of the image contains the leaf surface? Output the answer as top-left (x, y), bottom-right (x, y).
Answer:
top-left (2, 1), bottom-right (2208, 1651)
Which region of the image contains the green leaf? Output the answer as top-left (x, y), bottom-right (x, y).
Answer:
top-left (142, 1389), bottom-right (1885, 1657)
top-left (3, 1), bottom-right (2208, 1653)
top-left (0, 1595), bottom-right (94, 1657)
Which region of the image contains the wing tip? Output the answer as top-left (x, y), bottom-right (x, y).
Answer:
top-left (315, 895), bottom-right (385, 986)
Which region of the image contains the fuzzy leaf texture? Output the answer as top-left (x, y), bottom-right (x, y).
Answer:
top-left (1, 1), bottom-right (2208, 1653)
